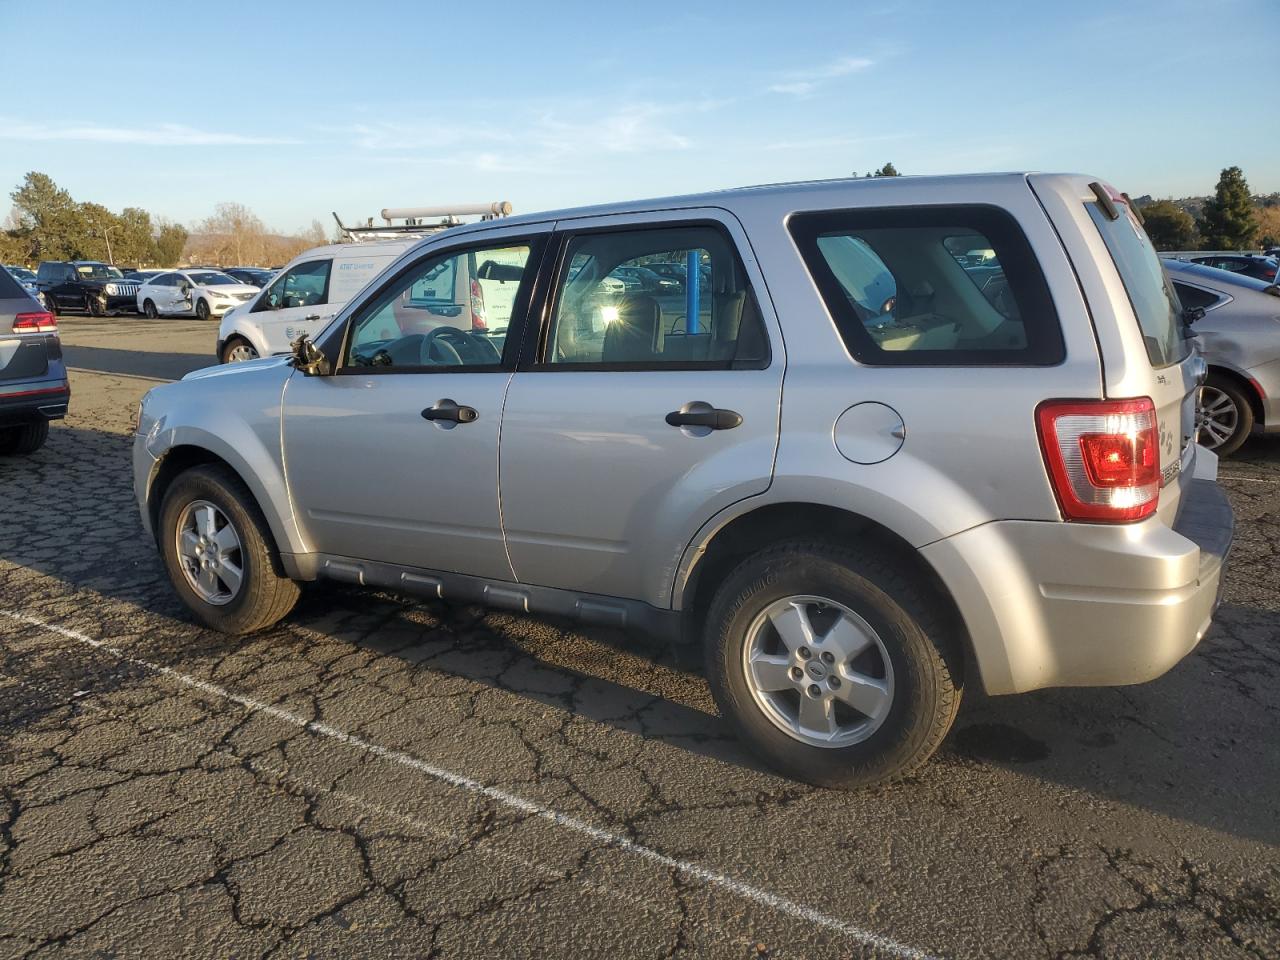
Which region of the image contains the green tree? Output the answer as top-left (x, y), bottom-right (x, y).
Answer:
top-left (114, 207), bottom-right (157, 265)
top-left (1198, 166), bottom-right (1257, 250)
top-left (870, 162), bottom-right (900, 177)
top-left (77, 201), bottom-right (119, 262)
top-left (154, 222), bottom-right (188, 267)
top-left (11, 172), bottom-right (88, 260)
top-left (1138, 200), bottom-right (1197, 251)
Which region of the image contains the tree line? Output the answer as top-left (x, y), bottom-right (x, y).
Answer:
top-left (1129, 166), bottom-right (1276, 252)
top-left (850, 163), bottom-right (1275, 252)
top-left (0, 172), bottom-right (330, 269)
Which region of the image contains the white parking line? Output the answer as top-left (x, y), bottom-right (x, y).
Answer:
top-left (66, 366), bottom-right (176, 384)
top-left (1217, 474), bottom-right (1278, 484)
top-left (0, 608), bottom-right (938, 960)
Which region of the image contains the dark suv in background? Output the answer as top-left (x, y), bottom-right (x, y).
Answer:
top-left (36, 261), bottom-right (140, 316)
top-left (1, 267), bottom-right (68, 455)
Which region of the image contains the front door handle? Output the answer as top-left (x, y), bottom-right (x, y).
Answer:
top-left (303, 313), bottom-right (321, 321)
top-left (665, 403), bottom-right (742, 430)
top-left (422, 398), bottom-right (478, 424)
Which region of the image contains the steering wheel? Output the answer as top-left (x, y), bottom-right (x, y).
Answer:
top-left (419, 326), bottom-right (468, 365)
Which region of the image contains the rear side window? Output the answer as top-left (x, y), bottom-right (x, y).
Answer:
top-left (1171, 282), bottom-right (1222, 312)
top-left (0, 268), bottom-right (25, 299)
top-left (790, 205), bottom-right (1063, 365)
top-left (543, 225), bottom-right (768, 369)
top-left (1086, 203), bottom-right (1187, 368)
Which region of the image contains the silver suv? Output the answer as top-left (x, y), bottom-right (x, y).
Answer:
top-left (132, 174), bottom-right (1235, 788)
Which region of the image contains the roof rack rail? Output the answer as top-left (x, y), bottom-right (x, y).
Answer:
top-left (332, 202), bottom-right (513, 243)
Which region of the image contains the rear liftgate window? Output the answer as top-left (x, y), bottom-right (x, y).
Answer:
top-left (789, 205), bottom-right (1064, 365)
top-left (1085, 201), bottom-right (1188, 368)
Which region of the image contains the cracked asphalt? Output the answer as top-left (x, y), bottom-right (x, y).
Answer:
top-left (0, 316), bottom-right (1277, 959)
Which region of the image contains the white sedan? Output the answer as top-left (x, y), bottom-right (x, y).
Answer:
top-left (136, 270), bottom-right (260, 321)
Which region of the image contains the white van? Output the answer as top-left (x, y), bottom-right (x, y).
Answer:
top-left (216, 239), bottom-right (416, 363)
top-left (217, 203), bottom-right (518, 363)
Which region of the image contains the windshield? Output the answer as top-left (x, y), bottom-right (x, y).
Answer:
top-left (8, 267), bottom-right (35, 281)
top-left (1087, 203), bottom-right (1188, 368)
top-left (188, 271), bottom-right (239, 286)
top-left (76, 263), bottom-right (123, 279)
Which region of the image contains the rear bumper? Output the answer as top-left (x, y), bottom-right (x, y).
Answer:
top-left (0, 382), bottom-right (70, 424)
top-left (922, 470), bottom-right (1234, 695)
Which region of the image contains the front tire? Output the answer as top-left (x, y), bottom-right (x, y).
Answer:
top-left (195, 298), bottom-right (211, 321)
top-left (220, 337), bottom-right (259, 364)
top-left (704, 540), bottom-right (963, 789)
top-left (87, 295), bottom-right (104, 317)
top-left (158, 464), bottom-right (300, 634)
top-left (1198, 375), bottom-right (1253, 457)
top-left (0, 420), bottom-right (49, 455)
top-left (143, 299), bottom-right (158, 319)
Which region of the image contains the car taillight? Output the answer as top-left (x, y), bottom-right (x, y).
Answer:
top-left (13, 311), bottom-right (57, 333)
top-left (469, 278), bottom-right (487, 331)
top-left (1036, 398), bottom-right (1161, 523)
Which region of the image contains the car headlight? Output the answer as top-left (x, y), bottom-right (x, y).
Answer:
top-left (104, 283), bottom-right (118, 295)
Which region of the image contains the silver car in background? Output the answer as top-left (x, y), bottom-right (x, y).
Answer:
top-left (1164, 258), bottom-right (1280, 455)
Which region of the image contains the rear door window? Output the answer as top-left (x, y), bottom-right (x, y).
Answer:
top-left (1086, 203), bottom-right (1188, 368)
top-left (789, 205), bottom-right (1063, 365)
top-left (1171, 281), bottom-right (1223, 312)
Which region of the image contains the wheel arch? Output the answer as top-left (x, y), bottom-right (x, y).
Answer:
top-left (146, 441), bottom-right (300, 559)
top-left (1206, 364), bottom-right (1264, 427)
top-left (676, 501), bottom-right (975, 684)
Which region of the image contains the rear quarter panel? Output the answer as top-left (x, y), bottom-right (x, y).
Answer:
top-left (694, 176), bottom-right (1103, 556)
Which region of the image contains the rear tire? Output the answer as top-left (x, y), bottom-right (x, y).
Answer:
top-left (0, 420), bottom-right (49, 455)
top-left (143, 299), bottom-right (158, 319)
top-left (158, 464), bottom-right (300, 634)
top-left (1198, 374), bottom-right (1253, 457)
top-left (704, 540), bottom-right (963, 789)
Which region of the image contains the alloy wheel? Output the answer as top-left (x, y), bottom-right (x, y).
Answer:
top-left (742, 595), bottom-right (895, 748)
top-left (226, 342), bottom-right (258, 363)
top-left (175, 500), bottom-right (244, 605)
top-left (1197, 385), bottom-right (1238, 451)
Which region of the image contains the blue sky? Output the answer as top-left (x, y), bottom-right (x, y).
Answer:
top-left (2, 0), bottom-right (1276, 234)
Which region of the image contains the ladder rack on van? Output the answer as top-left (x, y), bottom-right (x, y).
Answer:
top-left (332, 202), bottom-right (513, 243)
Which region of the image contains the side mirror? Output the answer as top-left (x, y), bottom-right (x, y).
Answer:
top-left (290, 334), bottom-right (330, 376)
top-left (283, 294), bottom-right (301, 309)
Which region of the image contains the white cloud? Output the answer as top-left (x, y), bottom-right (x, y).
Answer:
top-left (0, 119), bottom-right (297, 146)
top-left (768, 55), bottom-right (876, 96)
top-left (333, 100), bottom-right (699, 174)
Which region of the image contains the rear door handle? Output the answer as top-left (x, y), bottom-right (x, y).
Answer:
top-left (665, 404), bottom-right (742, 430)
top-left (421, 398), bottom-right (478, 424)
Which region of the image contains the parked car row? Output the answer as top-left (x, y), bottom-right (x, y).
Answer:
top-left (0, 261), bottom-right (279, 320)
top-left (1164, 252), bottom-right (1279, 283)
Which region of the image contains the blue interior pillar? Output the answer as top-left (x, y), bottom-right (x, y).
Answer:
top-left (685, 250), bottom-right (700, 333)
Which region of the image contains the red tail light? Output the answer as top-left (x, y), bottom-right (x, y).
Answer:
top-left (13, 311), bottom-right (57, 333)
top-left (469, 278), bottom-right (487, 331)
top-left (1036, 398), bottom-right (1161, 523)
